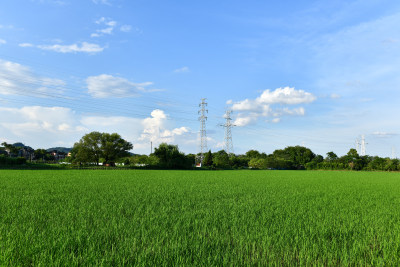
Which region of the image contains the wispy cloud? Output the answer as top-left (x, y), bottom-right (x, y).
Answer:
top-left (91, 17), bottom-right (117, 37)
top-left (174, 66), bottom-right (190, 73)
top-left (28, 42), bottom-right (105, 53)
top-left (92, 0), bottom-right (111, 5)
top-left (0, 59), bottom-right (66, 97)
top-left (372, 132), bottom-right (399, 138)
top-left (19, 43), bottom-right (33, 47)
top-left (91, 17), bottom-right (132, 38)
top-left (0, 39), bottom-right (6, 45)
top-left (31, 0), bottom-right (68, 5)
top-left (86, 74), bottom-right (153, 98)
top-left (120, 25), bottom-right (132, 32)
top-left (228, 87), bottom-right (316, 126)
top-left (0, 25), bottom-right (14, 29)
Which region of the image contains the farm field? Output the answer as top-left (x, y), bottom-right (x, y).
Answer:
top-left (1, 170), bottom-right (400, 265)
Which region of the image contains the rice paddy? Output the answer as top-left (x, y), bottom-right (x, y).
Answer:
top-left (1, 169), bottom-right (400, 265)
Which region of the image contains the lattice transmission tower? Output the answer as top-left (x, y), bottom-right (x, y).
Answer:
top-left (221, 109), bottom-right (236, 154)
top-left (198, 98), bottom-right (208, 163)
top-left (360, 134), bottom-right (367, 156)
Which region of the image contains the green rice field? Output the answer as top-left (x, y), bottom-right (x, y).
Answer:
top-left (1, 170), bottom-right (400, 265)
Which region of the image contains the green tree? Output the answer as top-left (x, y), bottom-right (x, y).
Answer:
top-left (72, 132), bottom-right (132, 165)
top-left (326, 151), bottom-right (338, 162)
top-left (153, 143), bottom-right (190, 169)
top-left (213, 150), bottom-right (230, 168)
top-left (203, 150), bottom-right (213, 167)
top-left (245, 150), bottom-right (261, 159)
top-left (34, 149), bottom-right (49, 161)
top-left (1, 142), bottom-right (20, 157)
top-left (272, 146), bottom-right (315, 169)
top-left (101, 133), bottom-right (133, 164)
top-left (248, 158), bottom-right (268, 169)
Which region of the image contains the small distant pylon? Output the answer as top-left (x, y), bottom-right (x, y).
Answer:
top-left (355, 138), bottom-right (361, 154)
top-left (360, 134), bottom-right (367, 156)
top-left (198, 98), bottom-right (208, 164)
top-left (220, 109), bottom-right (236, 155)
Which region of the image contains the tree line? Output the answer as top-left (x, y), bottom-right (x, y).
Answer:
top-left (2, 131), bottom-right (400, 171)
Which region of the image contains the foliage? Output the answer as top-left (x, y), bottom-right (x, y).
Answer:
top-left (0, 155), bottom-right (26, 165)
top-left (153, 143), bottom-right (191, 169)
top-left (212, 150), bottom-right (230, 169)
top-left (71, 132), bottom-right (132, 165)
top-left (1, 142), bottom-right (20, 157)
top-left (203, 150), bottom-right (213, 168)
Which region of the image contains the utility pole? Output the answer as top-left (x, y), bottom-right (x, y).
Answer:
top-left (198, 98), bottom-right (208, 164)
top-left (220, 109), bottom-right (236, 155)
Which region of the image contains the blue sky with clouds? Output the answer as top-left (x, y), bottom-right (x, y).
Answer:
top-left (1, 0), bottom-right (400, 157)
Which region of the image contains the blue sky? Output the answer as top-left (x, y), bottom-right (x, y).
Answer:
top-left (1, 0), bottom-right (400, 157)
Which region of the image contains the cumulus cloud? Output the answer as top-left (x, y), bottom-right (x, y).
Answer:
top-left (86, 74), bottom-right (153, 98)
top-left (229, 87), bottom-right (316, 126)
top-left (0, 59), bottom-right (66, 97)
top-left (137, 109), bottom-right (192, 148)
top-left (174, 66), bottom-right (190, 73)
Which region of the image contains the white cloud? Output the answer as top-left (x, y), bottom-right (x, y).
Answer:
top-left (137, 109), bottom-right (193, 148)
top-left (372, 132), bottom-right (398, 138)
top-left (0, 39), bottom-right (6, 45)
top-left (257, 87), bottom-right (316, 105)
top-left (330, 93), bottom-right (341, 99)
top-left (36, 42), bottom-right (104, 53)
top-left (86, 74), bottom-right (153, 98)
top-left (92, 0), bottom-right (111, 5)
top-left (120, 25), bottom-right (132, 32)
top-left (19, 43), bottom-right (33, 47)
top-left (91, 17), bottom-right (118, 37)
top-left (0, 59), bottom-right (66, 97)
top-left (0, 25), bottom-right (14, 29)
top-left (30, 0), bottom-right (68, 5)
top-left (0, 106), bottom-right (86, 148)
top-left (174, 66), bottom-right (190, 73)
top-left (230, 87), bottom-right (316, 126)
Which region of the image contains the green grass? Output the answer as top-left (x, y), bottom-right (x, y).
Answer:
top-left (1, 170), bottom-right (400, 265)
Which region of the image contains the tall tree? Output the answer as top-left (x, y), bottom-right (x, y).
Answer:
top-left (101, 133), bottom-right (133, 164)
top-left (203, 150), bottom-right (213, 167)
top-left (72, 132), bottom-right (132, 165)
top-left (153, 143), bottom-right (190, 169)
